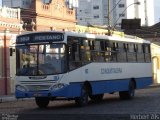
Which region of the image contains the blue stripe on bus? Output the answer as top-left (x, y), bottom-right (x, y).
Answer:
top-left (15, 77), bottom-right (152, 98)
top-left (90, 77), bottom-right (152, 95)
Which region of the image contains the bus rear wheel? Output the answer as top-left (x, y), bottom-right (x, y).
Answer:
top-left (90, 94), bottom-right (104, 102)
top-left (35, 97), bottom-right (49, 108)
top-left (119, 81), bottom-right (135, 100)
top-left (75, 85), bottom-right (89, 106)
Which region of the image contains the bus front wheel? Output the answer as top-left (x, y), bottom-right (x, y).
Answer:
top-left (119, 81), bottom-right (135, 100)
top-left (75, 86), bottom-right (89, 106)
top-left (35, 97), bottom-right (49, 108)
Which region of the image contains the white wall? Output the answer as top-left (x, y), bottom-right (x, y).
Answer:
top-left (113, 0), bottom-right (155, 27)
top-left (77, 0), bottom-right (107, 26)
top-left (154, 0), bottom-right (160, 23)
top-left (77, 0), bottom-right (92, 26)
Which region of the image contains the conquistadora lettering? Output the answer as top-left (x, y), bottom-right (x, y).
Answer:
top-left (101, 68), bottom-right (122, 74)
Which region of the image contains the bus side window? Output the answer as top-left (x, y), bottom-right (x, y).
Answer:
top-left (144, 44), bottom-right (151, 62)
top-left (110, 42), bottom-right (118, 62)
top-left (80, 39), bottom-right (91, 63)
top-left (117, 42), bottom-right (127, 62)
top-left (93, 40), bottom-right (104, 62)
top-left (123, 43), bottom-right (129, 52)
top-left (68, 37), bottom-right (81, 70)
top-left (89, 40), bottom-right (94, 50)
top-left (100, 41), bottom-right (105, 51)
top-left (142, 44), bottom-right (146, 62)
top-left (147, 44), bottom-right (151, 62)
top-left (137, 44), bottom-right (144, 62)
top-left (134, 44), bottom-right (138, 53)
top-left (127, 43), bottom-right (136, 62)
top-left (104, 41), bottom-right (111, 62)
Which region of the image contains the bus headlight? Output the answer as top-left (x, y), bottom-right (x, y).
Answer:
top-left (49, 83), bottom-right (65, 91)
top-left (16, 85), bottom-right (27, 92)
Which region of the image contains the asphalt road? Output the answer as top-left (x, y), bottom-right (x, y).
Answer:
top-left (0, 87), bottom-right (160, 120)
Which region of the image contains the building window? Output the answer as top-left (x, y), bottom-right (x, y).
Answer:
top-left (80, 18), bottom-right (83, 20)
top-left (42, 0), bottom-right (51, 4)
top-left (26, 1), bottom-right (29, 5)
top-left (23, 1), bottom-right (25, 5)
top-left (94, 15), bottom-right (99, 18)
top-left (118, 23), bottom-right (121, 26)
top-left (119, 13), bottom-right (125, 17)
top-left (119, 4), bottom-right (125, 8)
top-left (93, 6), bottom-right (99, 9)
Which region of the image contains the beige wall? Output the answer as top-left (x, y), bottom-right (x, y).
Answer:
top-left (22, 0), bottom-right (76, 31)
top-left (0, 46), bottom-right (2, 78)
top-left (0, 32), bottom-right (18, 95)
top-left (151, 43), bottom-right (160, 84)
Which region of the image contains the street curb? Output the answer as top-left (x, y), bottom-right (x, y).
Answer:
top-left (0, 96), bottom-right (34, 103)
top-left (148, 84), bottom-right (160, 88)
top-left (0, 96), bottom-right (17, 103)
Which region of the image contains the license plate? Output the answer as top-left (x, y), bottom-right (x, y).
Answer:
top-left (33, 93), bottom-right (42, 97)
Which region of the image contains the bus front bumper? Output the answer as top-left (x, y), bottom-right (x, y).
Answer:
top-left (15, 83), bottom-right (81, 98)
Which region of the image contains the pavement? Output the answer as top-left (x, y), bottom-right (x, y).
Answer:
top-left (0, 83), bottom-right (160, 103)
top-left (0, 95), bottom-right (17, 103)
top-left (0, 95), bottom-right (34, 103)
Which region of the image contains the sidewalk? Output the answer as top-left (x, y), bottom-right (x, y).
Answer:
top-left (0, 95), bottom-right (33, 103)
top-left (0, 95), bottom-right (17, 103)
top-left (148, 83), bottom-right (160, 88)
top-left (0, 84), bottom-right (160, 103)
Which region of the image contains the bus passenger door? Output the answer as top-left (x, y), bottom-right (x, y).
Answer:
top-left (67, 37), bottom-right (83, 83)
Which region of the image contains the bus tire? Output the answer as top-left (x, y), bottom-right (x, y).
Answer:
top-left (35, 97), bottom-right (49, 108)
top-left (75, 85), bottom-right (89, 106)
top-left (90, 94), bottom-right (104, 101)
top-left (119, 81), bottom-right (135, 100)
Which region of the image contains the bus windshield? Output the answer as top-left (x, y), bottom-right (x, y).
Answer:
top-left (16, 43), bottom-right (67, 76)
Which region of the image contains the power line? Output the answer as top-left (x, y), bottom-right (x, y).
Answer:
top-left (107, 0), bottom-right (122, 26)
top-left (109, 0), bottom-right (122, 16)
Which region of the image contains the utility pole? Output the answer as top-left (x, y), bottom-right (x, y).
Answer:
top-left (108, 0), bottom-right (110, 26)
top-left (108, 0), bottom-right (111, 35)
top-left (144, 0), bottom-right (148, 26)
top-left (11, 0), bottom-right (13, 7)
top-left (4, 29), bottom-right (8, 95)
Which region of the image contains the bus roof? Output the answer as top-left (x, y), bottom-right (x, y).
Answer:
top-left (65, 31), bottom-right (150, 44)
top-left (17, 31), bottom-right (150, 44)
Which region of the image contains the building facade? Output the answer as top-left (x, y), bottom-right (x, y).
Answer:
top-left (77, 0), bottom-right (155, 27)
top-left (0, 6), bottom-right (22, 95)
top-left (123, 21), bottom-right (160, 84)
top-left (2, 0), bottom-right (77, 31)
top-left (77, 0), bottom-right (108, 26)
top-left (112, 0), bottom-right (155, 27)
top-left (151, 43), bottom-right (160, 84)
top-left (0, 0), bottom-right (77, 95)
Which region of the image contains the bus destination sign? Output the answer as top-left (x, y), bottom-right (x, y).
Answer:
top-left (16, 32), bottom-right (64, 44)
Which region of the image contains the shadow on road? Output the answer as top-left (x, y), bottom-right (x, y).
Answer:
top-left (15, 94), bottom-right (151, 120)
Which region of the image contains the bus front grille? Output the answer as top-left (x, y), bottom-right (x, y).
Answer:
top-left (26, 85), bottom-right (51, 91)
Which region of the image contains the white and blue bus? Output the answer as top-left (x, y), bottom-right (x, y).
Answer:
top-left (15, 31), bottom-right (152, 108)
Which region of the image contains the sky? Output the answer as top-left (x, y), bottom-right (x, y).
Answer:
top-left (154, 0), bottom-right (160, 23)
top-left (0, 0), bottom-right (159, 24)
